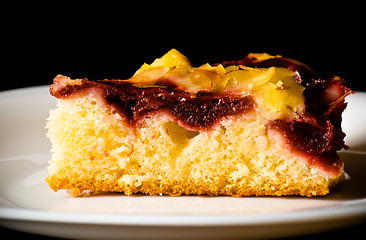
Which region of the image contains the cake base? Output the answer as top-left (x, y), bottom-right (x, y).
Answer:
top-left (46, 92), bottom-right (343, 197)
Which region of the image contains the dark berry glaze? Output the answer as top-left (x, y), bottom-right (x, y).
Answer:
top-left (268, 119), bottom-right (344, 174)
top-left (50, 76), bottom-right (255, 131)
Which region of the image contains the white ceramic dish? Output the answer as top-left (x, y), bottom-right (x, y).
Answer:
top-left (0, 86), bottom-right (366, 239)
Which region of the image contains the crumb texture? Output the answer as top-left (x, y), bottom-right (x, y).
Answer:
top-left (46, 93), bottom-right (342, 197)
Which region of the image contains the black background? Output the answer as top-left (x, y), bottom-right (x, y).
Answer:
top-left (1, 4), bottom-right (365, 239)
top-left (2, 4), bottom-right (365, 92)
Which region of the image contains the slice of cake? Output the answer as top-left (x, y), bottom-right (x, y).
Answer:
top-left (45, 49), bottom-right (353, 197)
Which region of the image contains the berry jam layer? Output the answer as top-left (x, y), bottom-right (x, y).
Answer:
top-left (268, 119), bottom-right (344, 174)
top-left (51, 75), bottom-right (255, 131)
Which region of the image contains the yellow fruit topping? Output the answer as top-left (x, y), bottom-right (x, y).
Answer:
top-left (129, 49), bottom-right (305, 117)
top-left (224, 66), bottom-right (276, 93)
top-left (134, 49), bottom-right (191, 75)
top-left (245, 53), bottom-right (282, 63)
top-left (254, 67), bottom-right (305, 117)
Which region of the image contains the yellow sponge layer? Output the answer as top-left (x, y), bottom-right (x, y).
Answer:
top-left (45, 92), bottom-right (343, 197)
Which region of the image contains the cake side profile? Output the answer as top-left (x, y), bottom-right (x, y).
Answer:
top-left (46, 49), bottom-right (352, 197)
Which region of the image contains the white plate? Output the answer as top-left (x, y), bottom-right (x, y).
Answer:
top-left (0, 86), bottom-right (366, 239)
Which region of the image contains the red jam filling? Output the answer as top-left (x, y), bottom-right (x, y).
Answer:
top-left (268, 119), bottom-right (344, 174)
top-left (50, 78), bottom-right (255, 131)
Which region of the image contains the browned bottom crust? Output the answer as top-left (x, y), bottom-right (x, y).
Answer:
top-left (46, 172), bottom-right (344, 197)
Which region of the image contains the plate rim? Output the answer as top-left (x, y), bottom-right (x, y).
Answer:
top-left (1, 198), bottom-right (366, 227)
top-left (0, 85), bottom-right (49, 98)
